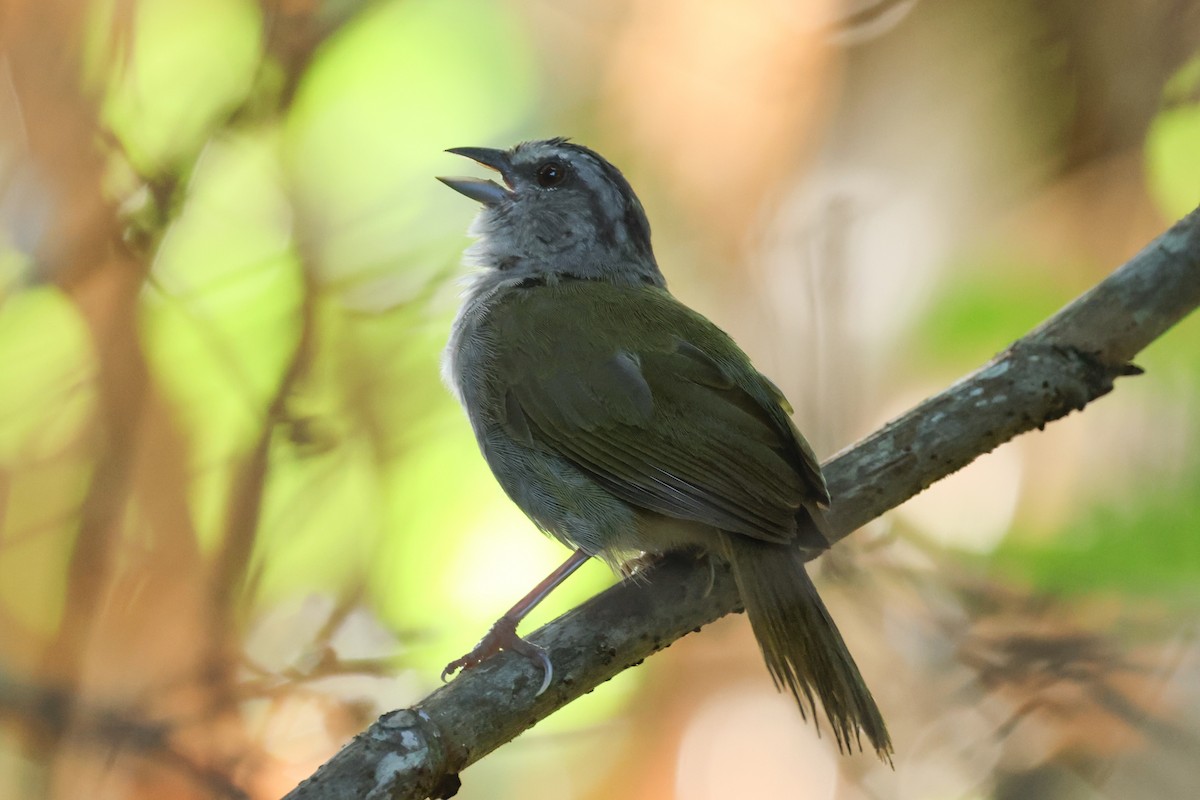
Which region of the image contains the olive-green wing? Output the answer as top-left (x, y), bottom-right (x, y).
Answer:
top-left (495, 284), bottom-right (828, 546)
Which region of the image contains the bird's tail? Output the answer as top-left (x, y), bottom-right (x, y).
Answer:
top-left (724, 533), bottom-right (893, 762)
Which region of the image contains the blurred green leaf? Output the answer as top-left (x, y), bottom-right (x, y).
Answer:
top-left (285, 0), bottom-right (535, 301)
top-left (140, 129), bottom-right (301, 548)
top-left (1146, 54), bottom-right (1200, 220)
top-left (252, 423), bottom-right (385, 596)
top-left (0, 287), bottom-right (96, 634)
top-left (995, 467), bottom-right (1200, 603)
top-left (0, 288), bottom-right (95, 463)
top-left (912, 265), bottom-right (1069, 367)
top-left (1161, 53), bottom-right (1200, 106)
top-left (1146, 105), bottom-right (1200, 220)
top-left (0, 247), bottom-right (32, 297)
top-left (96, 0), bottom-right (263, 173)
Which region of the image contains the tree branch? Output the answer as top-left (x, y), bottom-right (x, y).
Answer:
top-left (285, 207), bottom-right (1200, 800)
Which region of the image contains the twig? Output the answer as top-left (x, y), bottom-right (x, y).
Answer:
top-left (285, 207), bottom-right (1200, 800)
top-left (0, 672), bottom-right (248, 799)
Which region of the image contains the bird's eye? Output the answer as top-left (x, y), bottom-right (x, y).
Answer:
top-left (535, 161), bottom-right (567, 188)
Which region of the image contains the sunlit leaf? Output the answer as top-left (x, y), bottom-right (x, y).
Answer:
top-left (912, 266), bottom-right (1070, 367)
top-left (96, 0), bottom-right (263, 173)
top-left (285, 0), bottom-right (535, 302)
top-left (1146, 104), bottom-right (1200, 221)
top-left (995, 469), bottom-right (1200, 603)
top-left (0, 287), bottom-right (96, 635)
top-left (0, 289), bottom-right (95, 461)
top-left (140, 129), bottom-right (302, 548)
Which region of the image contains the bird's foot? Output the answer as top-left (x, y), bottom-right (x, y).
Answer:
top-left (441, 614), bottom-right (553, 696)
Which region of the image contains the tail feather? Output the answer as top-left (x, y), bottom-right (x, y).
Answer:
top-left (725, 533), bottom-right (893, 762)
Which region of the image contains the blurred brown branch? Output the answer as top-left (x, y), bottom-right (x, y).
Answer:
top-left (0, 670), bottom-right (248, 799)
top-left (284, 206), bottom-right (1200, 800)
top-left (0, 3), bottom-right (379, 796)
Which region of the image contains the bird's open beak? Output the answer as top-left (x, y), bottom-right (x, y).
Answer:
top-left (438, 147), bottom-right (515, 206)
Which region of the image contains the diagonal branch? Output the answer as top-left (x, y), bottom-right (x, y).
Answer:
top-left (285, 207), bottom-right (1200, 800)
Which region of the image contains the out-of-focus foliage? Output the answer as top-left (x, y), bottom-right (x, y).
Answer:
top-left (1147, 54), bottom-right (1200, 219)
top-left (142, 132), bottom-right (301, 544)
top-left (998, 467), bottom-right (1200, 598)
top-left (912, 266), bottom-right (1072, 367)
top-left (1, 1), bottom-right (1199, 799)
top-left (91, 0), bottom-right (263, 173)
top-left (995, 308), bottom-right (1200, 601)
top-left (0, 288), bottom-right (95, 635)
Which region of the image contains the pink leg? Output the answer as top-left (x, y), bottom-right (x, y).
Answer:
top-left (442, 548), bottom-right (590, 695)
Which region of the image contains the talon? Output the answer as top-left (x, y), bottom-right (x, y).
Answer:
top-left (534, 649), bottom-right (553, 696)
top-left (503, 634), bottom-right (553, 695)
top-left (441, 649), bottom-right (484, 682)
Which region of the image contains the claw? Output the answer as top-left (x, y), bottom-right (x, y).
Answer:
top-left (442, 614), bottom-right (553, 694)
top-left (528, 644), bottom-right (553, 696)
top-left (702, 556), bottom-right (717, 598)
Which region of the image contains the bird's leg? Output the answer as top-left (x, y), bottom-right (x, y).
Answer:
top-left (441, 548), bottom-right (590, 695)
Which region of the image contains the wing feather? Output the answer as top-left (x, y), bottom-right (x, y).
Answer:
top-left (493, 282), bottom-right (829, 546)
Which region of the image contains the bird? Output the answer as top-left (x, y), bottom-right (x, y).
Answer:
top-left (438, 137), bottom-right (892, 760)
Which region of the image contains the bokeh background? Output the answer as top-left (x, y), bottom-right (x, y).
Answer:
top-left (2, 1), bottom-right (1199, 798)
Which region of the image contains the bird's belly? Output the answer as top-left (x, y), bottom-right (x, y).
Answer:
top-left (476, 427), bottom-right (649, 561)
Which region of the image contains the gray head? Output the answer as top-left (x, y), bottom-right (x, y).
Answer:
top-left (439, 138), bottom-right (664, 288)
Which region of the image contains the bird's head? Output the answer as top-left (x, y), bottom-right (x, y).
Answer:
top-left (439, 138), bottom-right (663, 287)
